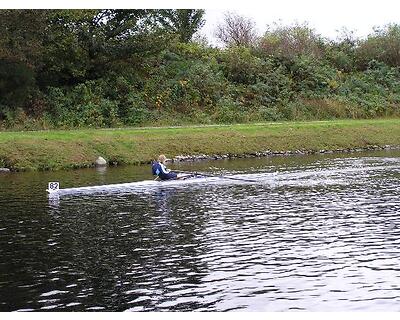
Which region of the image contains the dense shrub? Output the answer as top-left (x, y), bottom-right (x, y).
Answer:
top-left (257, 22), bottom-right (326, 61)
top-left (336, 61), bottom-right (400, 117)
top-left (1, 12), bottom-right (400, 129)
top-left (218, 46), bottom-right (266, 85)
top-left (257, 105), bottom-right (284, 121)
top-left (144, 49), bottom-right (226, 113)
top-left (45, 82), bottom-right (114, 127)
top-left (0, 60), bottom-right (36, 109)
top-left (283, 98), bottom-right (367, 120)
top-left (218, 47), bottom-right (293, 107)
top-left (325, 31), bottom-right (357, 73)
top-left (356, 24), bottom-right (400, 69)
top-left (211, 97), bottom-right (248, 123)
top-left (289, 55), bottom-right (339, 96)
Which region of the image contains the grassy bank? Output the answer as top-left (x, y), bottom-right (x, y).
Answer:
top-left (0, 119), bottom-right (399, 171)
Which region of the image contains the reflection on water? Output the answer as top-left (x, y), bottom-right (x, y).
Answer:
top-left (1, 151), bottom-right (400, 311)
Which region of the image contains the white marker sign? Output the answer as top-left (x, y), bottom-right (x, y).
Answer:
top-left (47, 182), bottom-right (60, 193)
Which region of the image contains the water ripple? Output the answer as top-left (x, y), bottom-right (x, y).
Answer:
top-left (1, 153), bottom-right (400, 311)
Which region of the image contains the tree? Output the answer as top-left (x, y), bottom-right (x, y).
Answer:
top-left (156, 9), bottom-right (205, 43)
top-left (39, 9), bottom-right (167, 86)
top-left (355, 24), bottom-right (400, 69)
top-left (215, 12), bottom-right (258, 47)
top-left (0, 10), bottom-right (49, 65)
top-left (257, 22), bottom-right (325, 61)
top-left (0, 10), bottom-right (50, 108)
top-left (325, 28), bottom-right (358, 72)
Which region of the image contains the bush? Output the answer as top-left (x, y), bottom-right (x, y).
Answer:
top-left (218, 46), bottom-right (266, 85)
top-left (0, 60), bottom-right (36, 108)
top-left (0, 107), bottom-right (54, 130)
top-left (211, 97), bottom-right (247, 123)
top-left (284, 98), bottom-right (367, 120)
top-left (336, 61), bottom-right (400, 117)
top-left (144, 50), bottom-right (226, 113)
top-left (188, 109), bottom-right (212, 124)
top-left (122, 92), bottom-right (154, 125)
top-left (2, 17), bottom-right (400, 131)
top-left (258, 105), bottom-right (283, 121)
top-left (257, 22), bottom-right (326, 61)
top-left (356, 24), bottom-right (400, 69)
top-left (289, 55), bottom-right (339, 96)
top-left (46, 81), bottom-right (120, 127)
top-left (248, 71), bottom-right (293, 106)
top-left (218, 47), bottom-right (293, 107)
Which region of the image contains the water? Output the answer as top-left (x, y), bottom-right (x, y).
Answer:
top-left (1, 151), bottom-right (400, 311)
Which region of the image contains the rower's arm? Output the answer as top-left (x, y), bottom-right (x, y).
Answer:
top-left (160, 163), bottom-right (170, 174)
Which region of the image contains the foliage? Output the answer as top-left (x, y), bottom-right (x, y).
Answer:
top-left (39, 9), bottom-right (167, 86)
top-left (155, 9), bottom-right (205, 43)
top-left (336, 61), bottom-right (400, 117)
top-left (0, 60), bottom-right (35, 108)
top-left (0, 10), bottom-right (48, 65)
top-left (0, 10), bottom-right (49, 112)
top-left (257, 22), bottom-right (326, 61)
top-left (288, 55), bottom-right (339, 96)
top-left (356, 24), bottom-right (400, 69)
top-left (211, 97), bottom-right (246, 123)
top-left (218, 46), bottom-right (266, 85)
top-left (215, 12), bottom-right (258, 47)
top-left (325, 28), bottom-right (358, 72)
top-left (217, 46), bottom-right (293, 107)
top-left (144, 45), bottom-right (226, 112)
top-left (1, 10), bottom-right (400, 130)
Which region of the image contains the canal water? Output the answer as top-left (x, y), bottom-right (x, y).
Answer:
top-left (0, 150), bottom-right (400, 311)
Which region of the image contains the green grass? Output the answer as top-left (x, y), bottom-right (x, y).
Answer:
top-left (0, 119), bottom-right (399, 171)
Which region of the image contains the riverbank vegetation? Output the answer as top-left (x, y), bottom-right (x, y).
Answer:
top-left (0, 119), bottom-right (399, 171)
top-left (1, 9), bottom-right (400, 130)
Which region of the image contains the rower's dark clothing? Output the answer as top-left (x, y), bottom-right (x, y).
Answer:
top-left (152, 162), bottom-right (177, 180)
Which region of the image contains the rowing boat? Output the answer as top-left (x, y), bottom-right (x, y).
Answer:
top-left (46, 173), bottom-right (204, 195)
top-left (46, 171), bottom-right (260, 195)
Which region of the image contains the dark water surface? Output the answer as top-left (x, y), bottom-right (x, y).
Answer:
top-left (1, 151), bottom-right (400, 311)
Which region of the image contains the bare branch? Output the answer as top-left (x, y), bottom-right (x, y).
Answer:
top-left (215, 12), bottom-right (258, 47)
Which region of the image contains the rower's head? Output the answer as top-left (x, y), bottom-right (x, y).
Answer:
top-left (158, 154), bottom-right (167, 164)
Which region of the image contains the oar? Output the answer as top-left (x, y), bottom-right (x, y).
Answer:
top-left (173, 170), bottom-right (259, 183)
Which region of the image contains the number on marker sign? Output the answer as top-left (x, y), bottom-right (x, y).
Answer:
top-left (48, 182), bottom-right (60, 192)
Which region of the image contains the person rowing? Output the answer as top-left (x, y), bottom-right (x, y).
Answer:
top-left (152, 155), bottom-right (179, 180)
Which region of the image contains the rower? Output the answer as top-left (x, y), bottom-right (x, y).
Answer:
top-left (152, 155), bottom-right (178, 180)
